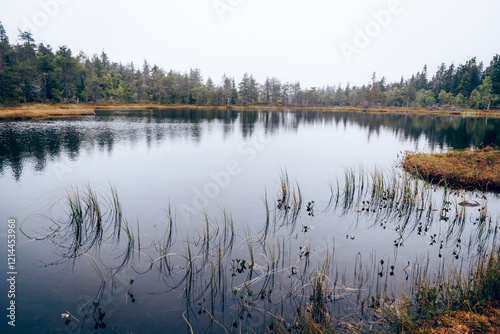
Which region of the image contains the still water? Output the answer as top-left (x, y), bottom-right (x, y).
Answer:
top-left (1, 109), bottom-right (499, 333)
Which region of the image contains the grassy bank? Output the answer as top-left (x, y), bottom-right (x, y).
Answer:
top-left (0, 103), bottom-right (96, 121)
top-left (95, 103), bottom-right (500, 118)
top-left (269, 247), bottom-right (500, 333)
top-left (401, 146), bottom-right (500, 192)
top-left (2, 103), bottom-right (500, 121)
top-left (383, 247), bottom-right (500, 333)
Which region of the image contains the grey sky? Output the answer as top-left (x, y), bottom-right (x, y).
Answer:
top-left (1, 0), bottom-right (499, 88)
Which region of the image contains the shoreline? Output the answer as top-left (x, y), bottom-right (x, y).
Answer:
top-left (1, 103), bottom-right (500, 121)
top-left (0, 104), bottom-right (96, 121)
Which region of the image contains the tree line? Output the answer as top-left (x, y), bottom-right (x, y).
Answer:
top-left (1, 22), bottom-right (499, 109)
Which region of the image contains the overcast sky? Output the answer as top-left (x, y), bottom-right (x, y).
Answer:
top-left (1, 0), bottom-right (499, 88)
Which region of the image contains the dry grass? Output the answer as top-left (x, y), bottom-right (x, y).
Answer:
top-left (321, 106), bottom-right (500, 118)
top-left (2, 103), bottom-right (500, 121)
top-left (269, 312), bottom-right (338, 334)
top-left (401, 146), bottom-right (500, 192)
top-left (93, 103), bottom-right (223, 110)
top-left (385, 248), bottom-right (500, 333)
top-left (0, 103), bottom-right (95, 120)
top-left (227, 105), bottom-right (500, 118)
top-left (417, 308), bottom-right (500, 334)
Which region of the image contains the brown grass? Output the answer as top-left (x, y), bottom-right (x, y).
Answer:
top-left (0, 103), bottom-right (95, 121)
top-left (386, 248), bottom-right (500, 333)
top-left (401, 146), bottom-right (500, 192)
top-left (92, 103), bottom-right (223, 110)
top-left (228, 105), bottom-right (500, 118)
top-left (2, 103), bottom-right (500, 121)
top-left (417, 307), bottom-right (500, 334)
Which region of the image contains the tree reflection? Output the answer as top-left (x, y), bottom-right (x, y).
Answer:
top-left (0, 109), bottom-right (499, 181)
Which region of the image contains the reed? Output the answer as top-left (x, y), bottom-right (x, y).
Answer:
top-left (245, 228), bottom-right (255, 272)
top-left (275, 169), bottom-right (303, 229)
top-left (219, 207), bottom-right (235, 250)
top-left (111, 218), bottom-right (135, 275)
top-left (384, 247), bottom-right (500, 333)
top-left (26, 171), bottom-right (499, 333)
top-left (109, 185), bottom-right (123, 241)
top-left (157, 203), bottom-right (175, 274)
top-left (263, 190), bottom-right (271, 238)
top-left (24, 184), bottom-right (140, 283)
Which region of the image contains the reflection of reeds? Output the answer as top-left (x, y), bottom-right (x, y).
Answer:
top-left (342, 167), bottom-right (357, 211)
top-left (263, 190), bottom-right (270, 237)
top-left (384, 248), bottom-right (500, 333)
top-left (27, 171), bottom-right (500, 333)
top-left (112, 218), bottom-right (135, 275)
top-left (109, 185), bottom-right (123, 241)
top-left (27, 185), bottom-right (137, 280)
top-left (275, 169), bottom-right (303, 229)
top-left (64, 185), bottom-right (128, 256)
top-left (331, 166), bottom-right (498, 257)
top-left (310, 254), bottom-right (330, 324)
top-left (157, 203), bottom-right (175, 274)
top-left (79, 244), bottom-right (106, 282)
top-left (219, 207), bottom-right (235, 251)
top-left (325, 180), bottom-right (340, 212)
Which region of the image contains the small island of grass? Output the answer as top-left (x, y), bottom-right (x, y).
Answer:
top-left (402, 146), bottom-right (500, 192)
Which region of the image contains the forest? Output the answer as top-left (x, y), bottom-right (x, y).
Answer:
top-left (1, 22), bottom-right (499, 110)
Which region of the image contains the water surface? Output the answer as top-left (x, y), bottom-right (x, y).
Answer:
top-left (1, 109), bottom-right (499, 333)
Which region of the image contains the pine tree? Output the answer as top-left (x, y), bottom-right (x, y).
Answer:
top-left (36, 43), bottom-right (56, 101)
top-left (55, 45), bottom-right (80, 101)
top-left (0, 22), bottom-right (16, 104)
top-left (455, 58), bottom-right (483, 98)
top-left (485, 55), bottom-right (500, 96)
top-left (15, 30), bottom-right (37, 102)
top-left (238, 73), bottom-right (250, 105)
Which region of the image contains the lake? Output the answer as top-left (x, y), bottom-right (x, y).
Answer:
top-left (1, 109), bottom-right (499, 333)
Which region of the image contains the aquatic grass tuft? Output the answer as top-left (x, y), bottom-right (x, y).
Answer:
top-left (384, 247), bottom-right (500, 333)
top-left (22, 169), bottom-right (500, 333)
top-left (25, 184), bottom-right (139, 280)
top-left (156, 202), bottom-right (175, 274)
top-left (275, 169), bottom-right (303, 229)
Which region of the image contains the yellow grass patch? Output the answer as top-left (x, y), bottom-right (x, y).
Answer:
top-left (2, 103), bottom-right (500, 121)
top-left (401, 147), bottom-right (500, 191)
top-left (0, 103), bottom-right (95, 120)
top-left (415, 307), bottom-right (500, 334)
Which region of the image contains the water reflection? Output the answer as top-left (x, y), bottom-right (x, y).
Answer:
top-left (0, 109), bottom-right (499, 181)
top-left (19, 170), bottom-right (499, 333)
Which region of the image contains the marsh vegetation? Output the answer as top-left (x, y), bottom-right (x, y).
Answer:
top-left (2, 109), bottom-right (499, 333)
top-left (402, 146), bottom-right (500, 192)
top-left (21, 166), bottom-right (500, 333)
